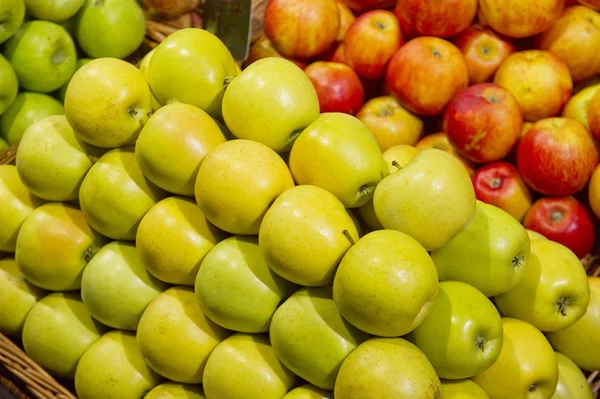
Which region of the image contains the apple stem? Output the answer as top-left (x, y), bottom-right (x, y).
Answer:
top-left (392, 160), bottom-right (402, 171)
top-left (343, 230), bottom-right (355, 245)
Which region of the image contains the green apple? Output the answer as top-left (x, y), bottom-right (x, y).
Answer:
top-left (222, 57), bottom-right (319, 152)
top-left (357, 200), bottom-right (384, 232)
top-left (335, 338), bottom-right (442, 398)
top-left (16, 115), bottom-right (104, 201)
top-left (195, 236), bottom-right (297, 333)
top-left (270, 286), bottom-right (370, 390)
top-left (527, 229), bottom-right (547, 241)
top-left (137, 49), bottom-right (161, 112)
top-left (441, 379), bottom-right (489, 399)
top-left (195, 139), bottom-right (295, 235)
top-left (0, 257), bottom-right (45, 337)
top-left (0, 165), bottom-right (44, 252)
top-left (0, 92), bottom-right (64, 145)
top-left (0, 138), bottom-right (7, 150)
top-left (546, 276), bottom-right (600, 371)
top-left (81, 241), bottom-right (169, 330)
top-left (431, 200), bottom-right (531, 297)
top-left (16, 202), bottom-right (108, 291)
top-left (289, 113), bottom-right (387, 208)
top-left (3, 21), bottom-right (76, 93)
top-left (75, 330), bottom-right (163, 399)
top-left (137, 196), bottom-right (229, 286)
top-left (79, 147), bottom-right (168, 240)
top-left (137, 286), bottom-right (231, 383)
top-left (0, 0), bottom-right (25, 44)
top-left (25, 0), bottom-right (84, 22)
top-left (472, 318), bottom-right (559, 399)
top-left (495, 239), bottom-right (590, 332)
top-left (374, 148), bottom-right (476, 251)
top-left (407, 281), bottom-right (503, 379)
top-left (148, 28), bottom-right (239, 119)
top-left (145, 383), bottom-right (206, 399)
top-left (22, 291), bottom-right (108, 378)
top-left (0, 54), bottom-right (18, 115)
top-left (55, 57), bottom-right (93, 103)
top-left (202, 333), bottom-right (297, 399)
top-left (76, 0), bottom-right (145, 59)
top-left (333, 229), bottom-right (439, 337)
top-left (136, 103), bottom-right (226, 196)
top-left (259, 185), bottom-right (360, 286)
top-left (552, 352), bottom-right (593, 399)
top-left (282, 384), bottom-right (333, 399)
top-left (65, 58), bottom-right (152, 148)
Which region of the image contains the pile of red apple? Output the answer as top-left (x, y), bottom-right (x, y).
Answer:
top-left (250, 0), bottom-right (600, 261)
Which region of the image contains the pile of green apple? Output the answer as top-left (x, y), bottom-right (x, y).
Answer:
top-left (0, 0), bottom-right (146, 149)
top-left (0, 26), bottom-right (599, 399)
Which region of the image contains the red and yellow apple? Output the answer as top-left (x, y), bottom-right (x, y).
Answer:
top-left (415, 132), bottom-right (476, 176)
top-left (340, 0), bottom-right (396, 14)
top-left (304, 61), bottom-right (365, 115)
top-left (478, 0), bottom-right (565, 38)
top-left (563, 84), bottom-right (600, 130)
top-left (587, 88), bottom-right (600, 140)
top-left (246, 36), bottom-right (307, 70)
top-left (394, 0), bottom-right (478, 38)
top-left (337, 1), bottom-right (356, 41)
top-left (589, 164), bottom-right (600, 219)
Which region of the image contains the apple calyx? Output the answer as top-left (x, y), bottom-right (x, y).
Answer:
top-left (375, 21), bottom-right (386, 31)
top-left (84, 246), bottom-right (100, 263)
top-left (223, 75), bottom-right (236, 90)
top-left (528, 384), bottom-right (538, 393)
top-left (343, 229), bottom-right (355, 245)
top-left (91, 0), bottom-right (105, 7)
top-left (280, 128), bottom-right (304, 153)
top-left (378, 108), bottom-right (393, 117)
top-left (479, 45), bottom-right (491, 56)
top-left (475, 336), bottom-right (487, 352)
top-left (556, 296), bottom-right (571, 316)
top-left (488, 177), bottom-right (502, 189)
top-left (432, 49), bottom-right (442, 59)
top-left (52, 50), bottom-right (68, 66)
top-left (550, 209), bottom-right (564, 223)
top-left (511, 254), bottom-right (525, 269)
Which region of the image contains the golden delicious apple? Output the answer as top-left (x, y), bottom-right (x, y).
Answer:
top-left (335, 338), bottom-right (442, 398)
top-left (333, 229), bottom-right (438, 337)
top-left (259, 185), bottom-right (359, 286)
top-left (195, 236), bottom-right (297, 333)
top-left (472, 318), bottom-right (559, 399)
top-left (546, 276), bottom-right (600, 371)
top-left (202, 333), bottom-right (297, 399)
top-left (495, 239), bottom-right (590, 332)
top-left (0, 165), bottom-right (44, 252)
top-left (527, 229), bottom-right (548, 241)
top-left (282, 384), bottom-right (333, 399)
top-left (145, 383), bottom-right (206, 399)
top-left (382, 144), bottom-right (420, 175)
top-left (137, 286), bottom-right (231, 384)
top-left (431, 200), bottom-right (531, 297)
top-left (79, 147), bottom-right (168, 240)
top-left (16, 115), bottom-right (104, 201)
top-left (81, 241), bottom-right (168, 330)
top-left (289, 113), bottom-right (387, 208)
top-left (22, 292), bottom-right (108, 379)
top-left (137, 196), bottom-right (229, 286)
top-left (0, 257), bottom-right (45, 337)
top-left (441, 379), bottom-right (490, 399)
top-left (195, 139), bottom-right (295, 235)
top-left (407, 281), bottom-right (503, 379)
top-left (136, 103), bottom-right (226, 196)
top-left (65, 58), bottom-right (152, 148)
top-left (16, 202), bottom-right (108, 291)
top-left (75, 330), bottom-right (163, 399)
top-left (551, 352), bottom-right (593, 399)
top-left (357, 200), bottom-right (384, 232)
top-left (148, 28), bottom-right (238, 119)
top-left (222, 57), bottom-right (320, 153)
top-left (137, 48), bottom-right (161, 112)
top-left (270, 286), bottom-right (370, 390)
top-left (374, 148), bottom-right (476, 251)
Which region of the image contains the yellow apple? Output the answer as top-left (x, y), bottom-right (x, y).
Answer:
top-left (259, 185), bottom-right (359, 286)
top-left (148, 28), bottom-right (238, 119)
top-left (79, 147), bottom-right (168, 240)
top-left (527, 229), bottom-right (548, 241)
top-left (16, 202), bottom-right (108, 291)
top-left (289, 113), bottom-right (388, 208)
top-left (145, 383), bottom-right (206, 399)
top-left (495, 239), bottom-right (590, 332)
top-left (137, 48), bottom-right (161, 112)
top-left (562, 83), bottom-right (600, 130)
top-left (546, 276), bottom-right (600, 371)
top-left (137, 196), bottom-right (229, 286)
top-left (22, 292), bottom-right (108, 379)
top-left (222, 57), bottom-right (320, 153)
top-left (374, 148), bottom-right (476, 251)
top-left (65, 57), bottom-right (152, 148)
top-left (202, 333), bottom-right (297, 399)
top-left (135, 103), bottom-right (226, 196)
top-left (472, 318), bottom-right (559, 399)
top-left (0, 257), bottom-right (45, 337)
top-left (441, 379), bottom-right (490, 399)
top-left (195, 139), bottom-right (295, 235)
top-left (0, 164), bottom-right (44, 252)
top-left (335, 338), bottom-right (442, 398)
top-left (552, 352), bottom-right (593, 399)
top-left (282, 384), bottom-right (333, 399)
top-left (136, 286), bottom-right (231, 384)
top-left (75, 330), bottom-right (163, 399)
top-left (382, 144), bottom-right (421, 174)
top-left (357, 200), bottom-right (384, 232)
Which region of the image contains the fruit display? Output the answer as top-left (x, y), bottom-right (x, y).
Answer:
top-left (2, 0), bottom-right (600, 399)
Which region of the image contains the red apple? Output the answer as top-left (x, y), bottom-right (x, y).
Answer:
top-left (443, 83), bottom-right (523, 163)
top-left (523, 196), bottom-right (595, 259)
top-left (386, 36), bottom-right (469, 116)
top-left (395, 0), bottom-right (478, 38)
top-left (478, 0), bottom-right (565, 38)
top-left (517, 117), bottom-right (599, 196)
top-left (415, 132), bottom-right (477, 176)
top-left (304, 61), bottom-right (365, 115)
top-left (587, 86), bottom-right (600, 140)
top-left (454, 23), bottom-right (516, 84)
top-left (246, 37), bottom-right (308, 70)
top-left (337, 1), bottom-right (356, 41)
top-left (264, 0), bottom-right (340, 60)
top-left (340, 0), bottom-right (396, 14)
top-left (343, 10), bottom-right (403, 80)
top-left (472, 162), bottom-right (533, 222)
top-left (323, 42), bottom-right (347, 64)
